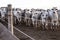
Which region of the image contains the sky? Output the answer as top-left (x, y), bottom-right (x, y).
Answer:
top-left (0, 0), bottom-right (60, 9)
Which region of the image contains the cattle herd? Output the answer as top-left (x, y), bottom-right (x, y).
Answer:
top-left (0, 7), bottom-right (60, 31)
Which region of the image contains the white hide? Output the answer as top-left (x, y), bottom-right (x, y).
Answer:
top-left (48, 9), bottom-right (58, 25)
top-left (13, 8), bottom-right (22, 22)
top-left (25, 9), bottom-right (32, 19)
top-left (32, 10), bottom-right (41, 25)
top-left (1, 8), bottom-right (6, 18)
top-left (41, 11), bottom-right (48, 25)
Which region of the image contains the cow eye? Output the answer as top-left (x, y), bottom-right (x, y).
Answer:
top-left (36, 13), bottom-right (37, 14)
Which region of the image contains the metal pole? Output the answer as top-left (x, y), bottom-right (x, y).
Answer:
top-left (8, 4), bottom-right (13, 34)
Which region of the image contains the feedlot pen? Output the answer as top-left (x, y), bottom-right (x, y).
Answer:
top-left (0, 18), bottom-right (60, 40)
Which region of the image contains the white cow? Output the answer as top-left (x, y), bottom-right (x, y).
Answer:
top-left (13, 8), bottom-right (22, 24)
top-left (0, 8), bottom-right (1, 18)
top-left (24, 9), bottom-right (32, 26)
top-left (0, 7), bottom-right (7, 19)
top-left (57, 10), bottom-right (60, 22)
top-left (41, 10), bottom-right (49, 30)
top-left (48, 7), bottom-right (58, 30)
top-left (32, 10), bottom-right (41, 28)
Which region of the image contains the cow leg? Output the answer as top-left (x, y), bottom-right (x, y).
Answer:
top-left (55, 22), bottom-right (58, 31)
top-left (42, 23), bottom-right (45, 30)
top-left (21, 16), bottom-right (25, 23)
top-left (35, 20), bottom-right (37, 28)
top-left (25, 18), bottom-right (27, 26)
top-left (19, 17), bottom-right (21, 25)
top-left (28, 19), bottom-right (31, 27)
top-left (27, 18), bottom-right (28, 26)
top-left (14, 17), bottom-right (17, 24)
top-left (28, 19), bottom-right (30, 26)
top-left (26, 18), bottom-right (30, 26)
top-left (52, 23), bottom-right (54, 31)
top-left (0, 12), bottom-right (1, 18)
top-left (45, 23), bottom-right (48, 30)
top-left (17, 18), bottom-right (19, 24)
top-left (32, 21), bottom-right (34, 27)
top-left (33, 21), bottom-right (36, 29)
top-left (36, 20), bottom-right (42, 30)
top-left (18, 18), bottom-right (21, 24)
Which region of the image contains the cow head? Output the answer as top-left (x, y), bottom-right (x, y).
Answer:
top-left (41, 10), bottom-right (48, 23)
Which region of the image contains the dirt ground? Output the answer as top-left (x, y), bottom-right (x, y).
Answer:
top-left (1, 19), bottom-right (60, 40)
top-left (14, 24), bottom-right (60, 40)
